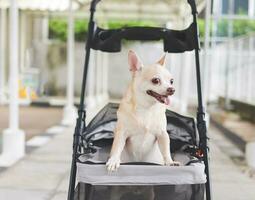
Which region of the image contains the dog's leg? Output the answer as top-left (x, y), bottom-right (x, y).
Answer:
top-left (157, 132), bottom-right (180, 166)
top-left (106, 124), bottom-right (126, 171)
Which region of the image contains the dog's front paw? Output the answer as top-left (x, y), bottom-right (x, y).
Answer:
top-left (164, 159), bottom-right (180, 166)
top-left (106, 156), bottom-right (121, 172)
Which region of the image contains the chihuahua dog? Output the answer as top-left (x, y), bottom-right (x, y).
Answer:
top-left (106, 50), bottom-right (179, 172)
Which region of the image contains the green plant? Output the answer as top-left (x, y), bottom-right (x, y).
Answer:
top-left (74, 19), bottom-right (89, 41)
top-left (49, 17), bottom-right (255, 42)
top-left (49, 19), bottom-right (68, 41)
top-left (217, 19), bottom-right (255, 37)
top-left (107, 20), bottom-right (158, 29)
top-left (197, 19), bottom-right (205, 39)
top-left (49, 19), bottom-right (159, 42)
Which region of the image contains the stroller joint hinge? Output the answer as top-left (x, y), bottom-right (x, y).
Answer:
top-left (78, 109), bottom-right (86, 120)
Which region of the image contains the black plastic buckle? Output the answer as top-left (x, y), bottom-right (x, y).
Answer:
top-left (81, 139), bottom-right (97, 154)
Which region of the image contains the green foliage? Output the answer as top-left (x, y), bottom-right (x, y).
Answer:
top-left (49, 19), bottom-right (158, 42)
top-left (233, 20), bottom-right (255, 36)
top-left (74, 19), bottom-right (89, 41)
top-left (49, 19), bottom-right (68, 41)
top-left (49, 19), bottom-right (89, 42)
top-left (197, 18), bottom-right (255, 40)
top-left (217, 19), bottom-right (255, 37)
top-left (49, 18), bottom-right (255, 42)
top-left (197, 19), bottom-right (205, 39)
top-left (107, 20), bottom-right (158, 29)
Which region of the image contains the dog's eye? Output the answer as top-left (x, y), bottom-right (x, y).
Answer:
top-left (151, 78), bottom-right (160, 85)
top-left (170, 79), bottom-right (174, 85)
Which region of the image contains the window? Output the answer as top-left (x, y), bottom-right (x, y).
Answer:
top-left (222, 0), bottom-right (248, 15)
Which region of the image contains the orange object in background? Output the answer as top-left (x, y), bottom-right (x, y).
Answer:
top-left (19, 87), bottom-right (27, 98)
top-left (18, 80), bottom-right (38, 100)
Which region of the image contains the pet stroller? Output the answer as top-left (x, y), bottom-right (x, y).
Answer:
top-left (67, 0), bottom-right (211, 200)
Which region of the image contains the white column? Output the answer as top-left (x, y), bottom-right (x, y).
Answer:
top-left (236, 40), bottom-right (242, 100)
top-left (180, 52), bottom-right (192, 114)
top-left (102, 52), bottom-right (109, 101)
top-left (0, 0), bottom-right (25, 167)
top-left (247, 37), bottom-right (253, 103)
top-left (20, 12), bottom-right (26, 71)
top-left (85, 50), bottom-right (96, 108)
top-left (61, 0), bottom-right (77, 126)
top-left (95, 51), bottom-right (103, 104)
top-left (0, 8), bottom-right (7, 104)
top-left (249, 0), bottom-right (255, 17)
top-left (228, 42), bottom-right (234, 100)
top-left (203, 0), bottom-right (212, 105)
top-left (42, 16), bottom-right (49, 42)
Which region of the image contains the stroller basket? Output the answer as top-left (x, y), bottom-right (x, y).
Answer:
top-left (74, 103), bottom-right (206, 200)
top-left (68, 0), bottom-right (211, 200)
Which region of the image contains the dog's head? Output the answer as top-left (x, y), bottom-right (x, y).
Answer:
top-left (128, 50), bottom-right (175, 106)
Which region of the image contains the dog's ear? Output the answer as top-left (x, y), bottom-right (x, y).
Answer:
top-left (156, 53), bottom-right (166, 66)
top-left (128, 50), bottom-right (142, 72)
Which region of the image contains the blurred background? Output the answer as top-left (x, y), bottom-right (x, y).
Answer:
top-left (0, 0), bottom-right (254, 199)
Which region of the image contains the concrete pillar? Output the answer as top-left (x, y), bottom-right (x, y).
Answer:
top-left (20, 12), bottom-right (26, 71)
top-left (247, 37), bottom-right (253, 103)
top-left (180, 52), bottom-right (192, 114)
top-left (102, 52), bottom-right (109, 101)
top-left (249, 0), bottom-right (255, 17)
top-left (246, 141), bottom-right (255, 169)
top-left (237, 40), bottom-right (243, 100)
top-left (228, 42), bottom-right (234, 99)
top-left (95, 51), bottom-right (103, 104)
top-left (0, 8), bottom-right (7, 104)
top-left (203, 0), bottom-right (212, 106)
top-left (62, 0), bottom-right (77, 126)
top-left (42, 16), bottom-right (49, 43)
top-left (85, 50), bottom-right (96, 109)
top-left (0, 0), bottom-right (25, 167)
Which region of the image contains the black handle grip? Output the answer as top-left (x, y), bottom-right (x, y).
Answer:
top-left (122, 27), bottom-right (164, 41)
top-left (187, 0), bottom-right (197, 14)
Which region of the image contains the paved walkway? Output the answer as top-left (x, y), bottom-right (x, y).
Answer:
top-left (209, 126), bottom-right (255, 200)
top-left (0, 106), bottom-right (62, 141)
top-left (0, 109), bottom-right (254, 200)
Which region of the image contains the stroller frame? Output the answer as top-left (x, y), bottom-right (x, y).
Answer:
top-left (67, 0), bottom-right (211, 200)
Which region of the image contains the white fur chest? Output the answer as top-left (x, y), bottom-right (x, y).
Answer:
top-left (120, 105), bottom-right (166, 163)
top-left (122, 105), bottom-right (166, 135)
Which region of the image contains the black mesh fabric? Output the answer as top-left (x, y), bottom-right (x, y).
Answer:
top-left (75, 183), bottom-right (205, 200)
top-left (83, 103), bottom-right (198, 152)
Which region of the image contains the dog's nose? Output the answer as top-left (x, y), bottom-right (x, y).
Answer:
top-left (167, 87), bottom-right (175, 95)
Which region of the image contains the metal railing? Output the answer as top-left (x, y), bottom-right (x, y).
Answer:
top-left (207, 34), bottom-right (255, 106)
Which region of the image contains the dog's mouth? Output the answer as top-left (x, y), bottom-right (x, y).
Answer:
top-left (146, 90), bottom-right (171, 105)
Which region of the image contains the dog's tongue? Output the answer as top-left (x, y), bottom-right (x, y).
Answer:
top-left (164, 96), bottom-right (171, 105)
